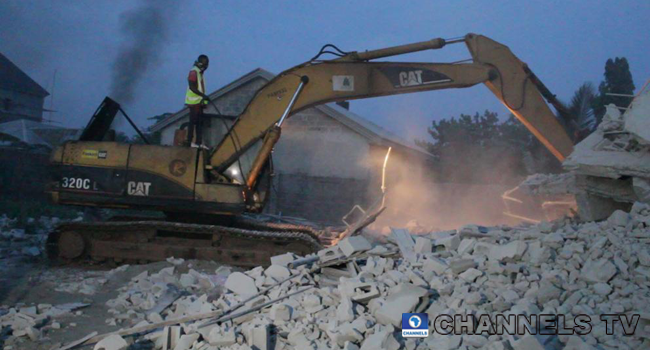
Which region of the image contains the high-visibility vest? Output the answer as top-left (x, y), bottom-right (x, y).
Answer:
top-left (185, 66), bottom-right (207, 105)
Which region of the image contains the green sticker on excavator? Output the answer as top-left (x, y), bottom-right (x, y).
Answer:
top-left (82, 150), bottom-right (99, 159)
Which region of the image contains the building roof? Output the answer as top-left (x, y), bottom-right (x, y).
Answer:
top-left (150, 68), bottom-right (275, 132)
top-left (0, 119), bottom-right (80, 148)
top-left (314, 103), bottom-right (432, 158)
top-left (150, 67), bottom-right (433, 159)
top-left (0, 53), bottom-right (49, 97)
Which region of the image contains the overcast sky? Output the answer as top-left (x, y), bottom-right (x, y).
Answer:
top-left (1, 0), bottom-right (649, 142)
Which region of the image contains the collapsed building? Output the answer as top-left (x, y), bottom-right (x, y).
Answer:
top-left (564, 85), bottom-right (650, 221)
top-left (505, 83), bottom-right (650, 224)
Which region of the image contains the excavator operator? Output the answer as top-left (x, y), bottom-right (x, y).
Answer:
top-left (184, 54), bottom-right (210, 149)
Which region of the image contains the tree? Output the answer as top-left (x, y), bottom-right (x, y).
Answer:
top-left (593, 57), bottom-right (635, 125)
top-left (557, 82), bottom-right (597, 143)
top-left (417, 111), bottom-right (535, 184)
top-left (416, 110), bottom-right (564, 184)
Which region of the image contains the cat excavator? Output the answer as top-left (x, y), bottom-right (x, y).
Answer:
top-left (46, 33), bottom-right (573, 267)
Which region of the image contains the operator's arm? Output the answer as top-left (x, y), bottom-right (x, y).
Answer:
top-left (188, 70), bottom-right (209, 99)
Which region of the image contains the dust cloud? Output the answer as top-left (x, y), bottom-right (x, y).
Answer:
top-left (367, 149), bottom-right (528, 232)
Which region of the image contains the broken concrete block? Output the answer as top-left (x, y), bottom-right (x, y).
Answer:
top-left (179, 273), bottom-right (196, 288)
top-left (337, 297), bottom-right (355, 322)
top-left (449, 258), bottom-right (477, 275)
top-left (340, 278), bottom-right (380, 303)
top-left (491, 241), bottom-right (527, 262)
top-left (459, 268), bottom-right (483, 283)
top-left (422, 256), bottom-right (448, 276)
top-left (413, 237), bottom-right (432, 254)
top-left (147, 312), bottom-right (163, 324)
top-left (342, 341), bottom-right (360, 350)
top-left (247, 325), bottom-right (270, 350)
top-left (94, 334), bottom-right (128, 350)
top-left (318, 246), bottom-right (345, 263)
top-left (173, 333), bottom-right (200, 350)
top-left (359, 327), bottom-right (391, 350)
top-left (391, 228), bottom-right (416, 262)
top-left (339, 236), bottom-right (372, 257)
top-left (592, 283), bottom-right (612, 296)
top-left (265, 265), bottom-right (290, 280)
top-left (225, 272), bottom-right (258, 298)
top-left (367, 245), bottom-right (391, 256)
top-left (607, 210), bottom-right (630, 228)
top-left (303, 294), bottom-right (324, 313)
top-left (459, 224), bottom-right (489, 238)
top-left (536, 281), bottom-right (563, 305)
top-left (270, 303), bottom-right (293, 323)
top-left (581, 259), bottom-right (617, 283)
top-left (207, 327), bottom-right (236, 347)
top-left (334, 322), bottom-right (364, 345)
top-left (25, 326), bottom-right (40, 341)
top-left (436, 235), bottom-right (461, 251)
top-left (375, 284), bottom-right (427, 327)
top-left (638, 248), bottom-right (650, 266)
top-left (457, 239), bottom-right (476, 256)
top-left (270, 252), bottom-right (297, 267)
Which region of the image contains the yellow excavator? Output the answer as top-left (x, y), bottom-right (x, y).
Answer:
top-left (46, 33), bottom-right (573, 267)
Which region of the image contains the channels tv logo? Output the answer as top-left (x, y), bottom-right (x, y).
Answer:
top-left (402, 313), bottom-right (429, 338)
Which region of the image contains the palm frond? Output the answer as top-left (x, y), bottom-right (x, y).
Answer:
top-left (569, 82), bottom-right (597, 132)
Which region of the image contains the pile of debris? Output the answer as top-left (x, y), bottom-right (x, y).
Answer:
top-left (0, 215), bottom-right (66, 259)
top-left (42, 202), bottom-right (650, 350)
top-left (0, 302), bottom-right (89, 343)
top-left (564, 87), bottom-right (650, 221)
top-left (103, 261), bottom-right (230, 327)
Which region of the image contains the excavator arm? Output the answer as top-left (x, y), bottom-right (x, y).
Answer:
top-left (209, 33), bottom-right (574, 189)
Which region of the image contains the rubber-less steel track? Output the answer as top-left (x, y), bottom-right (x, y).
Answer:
top-left (47, 219), bottom-right (328, 268)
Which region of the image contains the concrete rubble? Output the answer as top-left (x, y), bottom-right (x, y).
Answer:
top-left (507, 87), bottom-right (650, 224)
top-left (2, 202), bottom-right (650, 349)
top-left (3, 203), bottom-right (644, 350)
top-left (0, 215), bottom-right (64, 259)
top-left (563, 88), bottom-right (650, 221)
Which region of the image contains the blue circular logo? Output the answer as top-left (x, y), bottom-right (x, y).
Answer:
top-left (408, 315), bottom-right (422, 328)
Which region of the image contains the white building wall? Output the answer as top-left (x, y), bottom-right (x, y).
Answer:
top-left (274, 108), bottom-right (371, 179)
top-left (0, 88), bottom-right (45, 123)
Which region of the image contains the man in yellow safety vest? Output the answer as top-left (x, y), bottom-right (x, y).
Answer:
top-left (185, 54), bottom-right (210, 148)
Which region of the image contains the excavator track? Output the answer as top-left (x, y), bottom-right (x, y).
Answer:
top-left (46, 219), bottom-right (327, 268)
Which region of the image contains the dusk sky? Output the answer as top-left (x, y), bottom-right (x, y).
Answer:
top-left (1, 0), bottom-right (648, 142)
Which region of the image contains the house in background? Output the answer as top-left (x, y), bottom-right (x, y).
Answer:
top-left (0, 119), bottom-right (81, 149)
top-left (0, 53), bottom-right (81, 149)
top-left (0, 53), bottom-right (50, 123)
top-left (150, 68), bottom-right (436, 224)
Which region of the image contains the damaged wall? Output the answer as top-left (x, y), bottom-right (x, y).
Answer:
top-left (564, 85), bottom-right (650, 221)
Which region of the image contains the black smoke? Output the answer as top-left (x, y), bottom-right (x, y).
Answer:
top-left (109, 0), bottom-right (175, 105)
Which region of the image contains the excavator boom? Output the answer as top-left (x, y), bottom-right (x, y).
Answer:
top-left (210, 33), bottom-right (573, 187)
